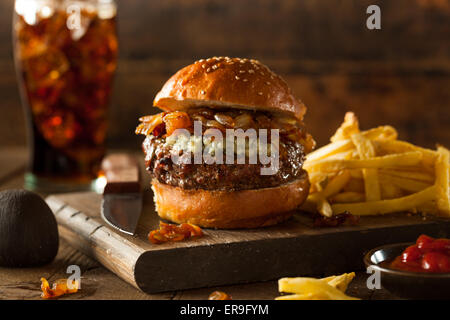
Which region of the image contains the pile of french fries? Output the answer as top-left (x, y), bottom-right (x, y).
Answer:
top-left (301, 112), bottom-right (450, 217)
top-left (276, 272), bottom-right (359, 300)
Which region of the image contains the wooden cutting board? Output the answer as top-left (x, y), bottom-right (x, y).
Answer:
top-left (46, 191), bottom-right (450, 293)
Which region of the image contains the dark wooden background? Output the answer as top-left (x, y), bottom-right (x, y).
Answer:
top-left (0, 0), bottom-right (449, 150)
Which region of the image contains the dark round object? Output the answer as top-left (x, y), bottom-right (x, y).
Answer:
top-left (364, 242), bottom-right (450, 300)
top-left (0, 189), bottom-right (59, 267)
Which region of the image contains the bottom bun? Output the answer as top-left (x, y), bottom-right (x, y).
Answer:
top-left (151, 172), bottom-right (310, 229)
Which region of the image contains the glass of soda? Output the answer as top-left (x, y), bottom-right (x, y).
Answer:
top-left (13, 0), bottom-right (118, 192)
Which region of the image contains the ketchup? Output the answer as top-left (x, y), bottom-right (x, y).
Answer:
top-left (390, 235), bottom-right (450, 273)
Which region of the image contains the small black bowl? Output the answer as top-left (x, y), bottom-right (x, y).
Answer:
top-left (364, 242), bottom-right (450, 300)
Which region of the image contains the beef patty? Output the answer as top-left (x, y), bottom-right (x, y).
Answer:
top-left (143, 135), bottom-right (306, 191)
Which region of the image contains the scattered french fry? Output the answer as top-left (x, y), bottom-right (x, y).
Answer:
top-left (277, 274), bottom-right (359, 300)
top-left (301, 112), bottom-right (449, 218)
top-left (276, 293), bottom-right (325, 300)
top-left (322, 272), bottom-right (356, 292)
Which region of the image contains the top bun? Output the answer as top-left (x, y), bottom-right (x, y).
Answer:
top-left (154, 57), bottom-right (307, 120)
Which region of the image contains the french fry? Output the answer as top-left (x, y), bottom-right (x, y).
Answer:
top-left (380, 183), bottom-right (404, 199)
top-left (330, 112), bottom-right (360, 142)
top-left (303, 193), bottom-right (334, 217)
top-left (373, 139), bottom-right (438, 168)
top-left (330, 192), bottom-right (366, 203)
top-left (306, 126), bottom-right (397, 163)
top-left (363, 125), bottom-right (398, 141)
top-left (322, 170), bottom-right (352, 198)
top-left (416, 201), bottom-right (440, 215)
top-left (306, 139), bottom-right (354, 163)
top-left (278, 278), bottom-right (359, 300)
top-left (275, 293), bottom-right (326, 300)
top-left (317, 197), bottom-right (333, 218)
top-left (322, 272), bottom-right (356, 292)
top-left (351, 133), bottom-right (380, 201)
top-left (331, 186), bottom-right (436, 215)
top-left (303, 113), bottom-right (447, 218)
top-left (435, 146), bottom-right (450, 217)
top-left (349, 169), bottom-right (363, 179)
top-left (308, 172), bottom-right (330, 186)
top-left (379, 168), bottom-right (435, 183)
top-left (343, 178), bottom-right (365, 193)
top-left (379, 173), bottom-right (432, 193)
top-left (276, 273), bottom-right (357, 300)
top-left (307, 151), bottom-right (423, 173)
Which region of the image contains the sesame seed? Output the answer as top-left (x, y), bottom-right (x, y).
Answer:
top-left (266, 81), bottom-right (270, 85)
top-left (200, 90), bottom-right (206, 94)
top-left (260, 72), bottom-right (265, 75)
top-left (270, 75), bottom-right (274, 79)
top-left (198, 59), bottom-right (204, 63)
top-left (243, 79), bottom-right (248, 82)
top-left (202, 64), bottom-right (206, 69)
top-left (258, 92), bottom-right (263, 95)
top-left (212, 65), bottom-right (218, 70)
top-left (248, 70), bottom-right (255, 74)
top-left (235, 76), bottom-right (240, 80)
top-left (239, 70), bottom-right (245, 73)
top-left (206, 67), bottom-right (211, 72)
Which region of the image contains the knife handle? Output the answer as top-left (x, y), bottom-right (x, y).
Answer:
top-left (101, 154), bottom-right (141, 194)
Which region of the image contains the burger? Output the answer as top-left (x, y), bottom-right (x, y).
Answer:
top-left (136, 57), bottom-right (315, 229)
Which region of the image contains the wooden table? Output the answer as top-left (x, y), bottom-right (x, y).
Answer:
top-left (0, 147), bottom-right (398, 300)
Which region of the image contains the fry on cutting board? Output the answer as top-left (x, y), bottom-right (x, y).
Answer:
top-left (301, 112), bottom-right (450, 218)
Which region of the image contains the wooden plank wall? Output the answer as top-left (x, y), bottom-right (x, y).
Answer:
top-left (0, 0), bottom-right (449, 149)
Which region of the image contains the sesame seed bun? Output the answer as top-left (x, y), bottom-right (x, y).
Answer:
top-left (151, 171), bottom-right (310, 229)
top-left (154, 57), bottom-right (307, 120)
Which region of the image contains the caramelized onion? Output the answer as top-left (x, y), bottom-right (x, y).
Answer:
top-left (192, 108), bottom-right (214, 119)
top-left (208, 291), bottom-right (232, 300)
top-left (214, 113), bottom-right (234, 127)
top-left (163, 111), bottom-right (192, 136)
top-left (234, 114), bottom-right (254, 129)
top-left (191, 115), bottom-right (206, 124)
top-left (206, 119), bottom-right (225, 130)
top-left (135, 113), bottom-right (164, 135)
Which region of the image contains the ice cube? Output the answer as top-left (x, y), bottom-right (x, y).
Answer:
top-left (15, 0), bottom-right (38, 25)
top-left (66, 3), bottom-right (93, 41)
top-left (15, 0), bottom-right (56, 25)
top-left (97, 0), bottom-right (117, 20)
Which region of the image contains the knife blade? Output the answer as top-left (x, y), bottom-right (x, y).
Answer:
top-left (100, 154), bottom-right (142, 235)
